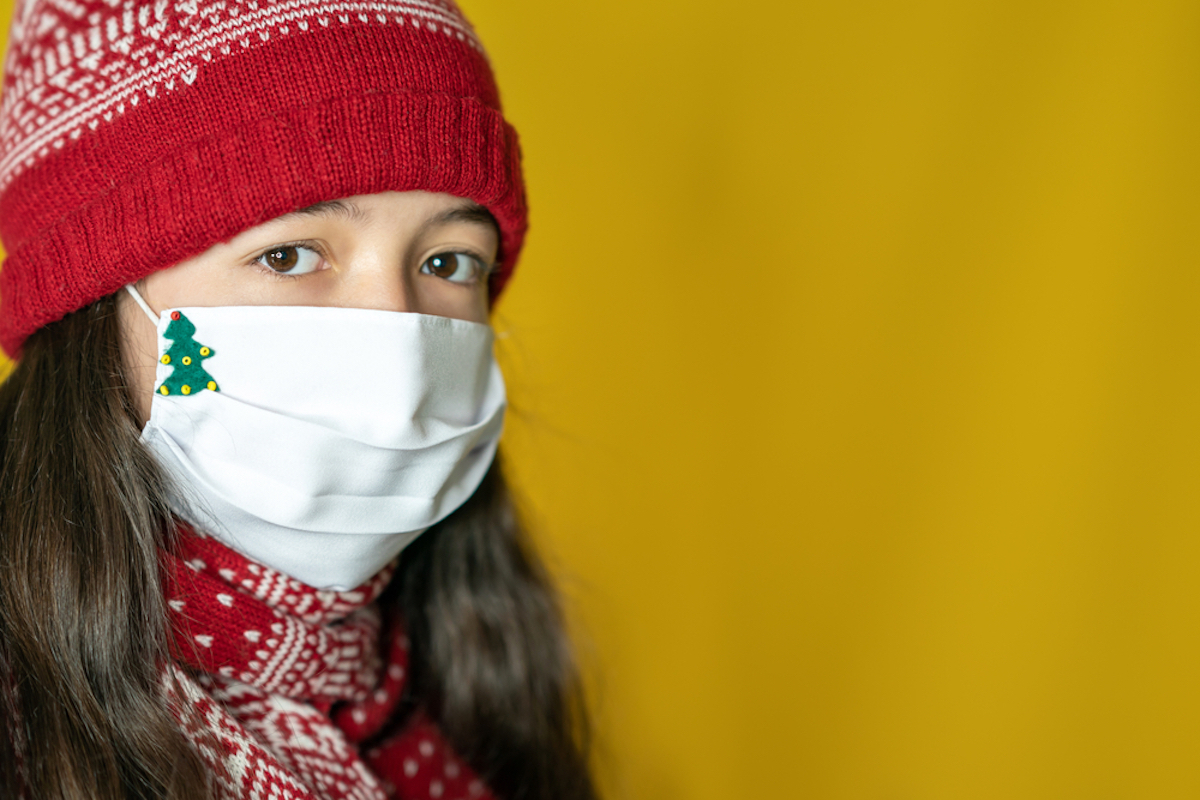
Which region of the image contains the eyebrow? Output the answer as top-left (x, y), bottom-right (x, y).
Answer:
top-left (423, 203), bottom-right (499, 234)
top-left (285, 199), bottom-right (370, 223)
top-left (284, 199), bottom-right (499, 236)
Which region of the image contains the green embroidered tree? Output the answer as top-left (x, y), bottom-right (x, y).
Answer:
top-left (156, 311), bottom-right (219, 397)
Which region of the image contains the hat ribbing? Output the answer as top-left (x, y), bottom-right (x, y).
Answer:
top-left (0, 0), bottom-right (526, 356)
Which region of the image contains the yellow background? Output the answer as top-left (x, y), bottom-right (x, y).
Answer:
top-left (4, 1), bottom-right (1200, 797)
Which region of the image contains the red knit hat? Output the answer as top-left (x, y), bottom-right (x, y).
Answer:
top-left (0, 0), bottom-right (526, 356)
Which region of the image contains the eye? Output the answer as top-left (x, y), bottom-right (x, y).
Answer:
top-left (420, 252), bottom-right (486, 284)
top-left (255, 244), bottom-right (325, 276)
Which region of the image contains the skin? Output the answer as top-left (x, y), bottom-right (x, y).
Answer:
top-left (118, 190), bottom-right (500, 426)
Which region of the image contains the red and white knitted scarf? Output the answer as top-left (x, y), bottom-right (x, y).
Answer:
top-left (163, 526), bottom-right (491, 800)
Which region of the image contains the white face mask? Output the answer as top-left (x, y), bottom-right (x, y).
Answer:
top-left (126, 285), bottom-right (506, 590)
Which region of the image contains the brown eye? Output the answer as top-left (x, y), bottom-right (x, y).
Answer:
top-left (421, 252), bottom-right (483, 283)
top-left (255, 245), bottom-right (324, 275)
top-left (263, 247), bottom-right (298, 272)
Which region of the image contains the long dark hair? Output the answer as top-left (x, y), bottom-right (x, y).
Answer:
top-left (0, 294), bottom-right (596, 800)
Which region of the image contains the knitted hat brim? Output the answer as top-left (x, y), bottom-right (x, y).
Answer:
top-left (0, 23), bottom-right (525, 357)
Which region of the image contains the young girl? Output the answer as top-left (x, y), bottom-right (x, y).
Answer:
top-left (0, 2), bottom-right (596, 799)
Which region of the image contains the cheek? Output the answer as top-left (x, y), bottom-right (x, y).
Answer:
top-left (141, 249), bottom-right (275, 308)
top-left (117, 292), bottom-right (160, 427)
top-left (457, 289), bottom-right (491, 324)
top-left (418, 281), bottom-right (490, 323)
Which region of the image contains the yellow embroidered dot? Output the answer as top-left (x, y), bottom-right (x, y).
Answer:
top-left (206, 381), bottom-right (217, 391)
top-left (199, 347), bottom-right (211, 356)
top-left (159, 386), bottom-right (169, 395)
top-left (182, 356), bottom-right (192, 365)
top-left (161, 355), bottom-right (170, 364)
top-left (182, 385), bottom-right (192, 395)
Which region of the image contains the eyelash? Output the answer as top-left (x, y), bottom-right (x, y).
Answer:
top-left (251, 240), bottom-right (328, 281)
top-left (421, 251), bottom-right (495, 284)
top-left (249, 242), bottom-right (496, 283)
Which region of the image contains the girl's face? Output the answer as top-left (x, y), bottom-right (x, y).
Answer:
top-left (118, 190), bottom-right (500, 425)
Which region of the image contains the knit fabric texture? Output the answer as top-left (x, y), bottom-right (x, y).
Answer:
top-left (0, 0), bottom-right (526, 356)
top-left (164, 524), bottom-right (494, 800)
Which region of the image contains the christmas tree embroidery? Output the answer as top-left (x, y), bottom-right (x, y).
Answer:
top-left (156, 311), bottom-right (219, 397)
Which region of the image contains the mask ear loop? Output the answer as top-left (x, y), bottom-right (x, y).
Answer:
top-left (125, 284), bottom-right (160, 327)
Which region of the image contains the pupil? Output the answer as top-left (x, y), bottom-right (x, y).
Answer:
top-left (430, 255), bottom-right (453, 277)
top-left (267, 248), bottom-right (297, 271)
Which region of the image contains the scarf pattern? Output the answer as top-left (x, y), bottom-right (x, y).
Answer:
top-left (164, 527), bottom-right (491, 800)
